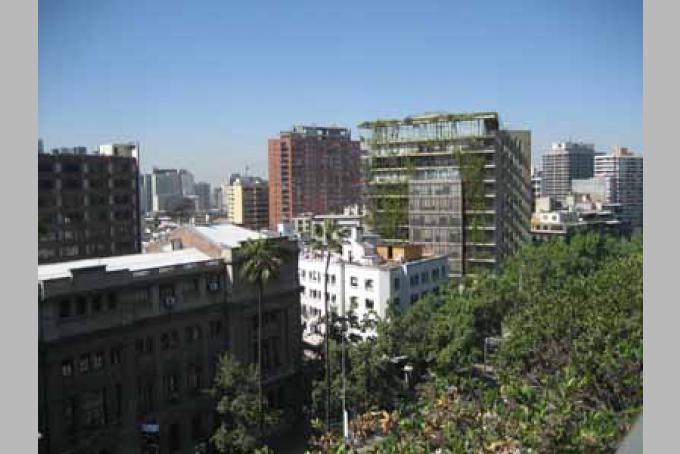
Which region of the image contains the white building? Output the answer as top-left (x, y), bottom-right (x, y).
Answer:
top-left (298, 228), bottom-right (448, 340)
top-left (594, 146), bottom-right (643, 229)
top-left (291, 204), bottom-right (365, 241)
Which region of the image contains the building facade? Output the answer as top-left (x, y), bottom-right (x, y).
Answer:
top-left (359, 112), bottom-right (531, 279)
top-left (268, 126), bottom-right (361, 229)
top-left (194, 182), bottom-right (212, 212)
top-left (179, 169), bottom-right (195, 197)
top-left (541, 142), bottom-right (595, 204)
top-left (151, 169), bottom-right (183, 213)
top-left (38, 144), bottom-right (141, 264)
top-left (298, 228), bottom-right (448, 339)
top-left (39, 226), bottom-right (302, 454)
top-left (594, 146), bottom-right (643, 229)
top-left (224, 175), bottom-right (269, 230)
top-left (290, 204), bottom-right (364, 242)
top-left (531, 167), bottom-right (542, 207)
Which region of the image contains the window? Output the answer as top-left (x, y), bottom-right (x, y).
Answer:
top-left (137, 379), bottom-right (155, 414)
top-left (93, 352), bottom-right (104, 370)
top-left (110, 346), bottom-right (122, 365)
top-left (135, 339), bottom-right (144, 354)
top-left (410, 274), bottom-right (420, 286)
top-left (170, 330), bottom-right (179, 348)
top-left (107, 293), bottom-right (117, 311)
top-left (330, 274), bottom-right (336, 285)
top-left (410, 294), bottom-right (418, 305)
top-left (350, 276), bottom-right (358, 288)
top-left (365, 279), bottom-right (374, 290)
top-left (432, 268), bottom-right (440, 281)
top-left (393, 297), bottom-right (401, 306)
top-left (421, 272), bottom-right (430, 283)
top-left (350, 296), bottom-right (358, 308)
top-left (206, 275), bottom-right (220, 292)
top-left (300, 270), bottom-right (306, 279)
top-left (191, 415), bottom-right (203, 442)
top-left (394, 278), bottom-right (401, 290)
top-left (209, 320), bottom-right (222, 338)
top-left (61, 360), bottom-right (73, 377)
top-left (79, 354), bottom-right (90, 373)
top-left (63, 396), bottom-right (77, 435)
top-left (441, 265), bottom-right (446, 277)
top-left (161, 333), bottom-right (170, 350)
top-left (187, 365), bottom-right (202, 393)
top-left (164, 373), bottom-right (180, 402)
top-left (365, 299), bottom-right (375, 310)
top-left (145, 337), bottom-right (154, 353)
top-left (81, 390), bottom-right (106, 428)
top-left (91, 294), bottom-right (102, 313)
top-left (59, 299), bottom-right (71, 318)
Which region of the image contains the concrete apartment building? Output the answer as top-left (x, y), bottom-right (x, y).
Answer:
top-left (541, 141), bottom-right (596, 204)
top-left (298, 227), bottom-right (448, 339)
top-left (359, 111), bottom-right (531, 279)
top-left (530, 209), bottom-right (628, 242)
top-left (268, 125), bottom-right (361, 229)
top-left (39, 226), bottom-right (302, 454)
top-left (594, 146), bottom-right (643, 230)
top-left (224, 175), bottom-right (269, 230)
top-left (38, 143), bottom-right (141, 264)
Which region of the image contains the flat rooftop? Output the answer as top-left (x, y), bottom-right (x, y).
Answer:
top-left (38, 248), bottom-right (212, 281)
top-left (190, 224), bottom-right (273, 249)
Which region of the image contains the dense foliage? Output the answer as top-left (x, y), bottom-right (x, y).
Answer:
top-left (210, 354), bottom-right (280, 453)
top-left (307, 233), bottom-right (643, 453)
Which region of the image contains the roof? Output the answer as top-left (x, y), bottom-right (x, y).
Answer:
top-left (38, 248), bottom-right (212, 282)
top-left (358, 111), bottom-right (499, 129)
top-left (190, 224), bottom-right (272, 249)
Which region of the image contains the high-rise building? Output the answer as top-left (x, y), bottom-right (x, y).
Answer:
top-left (194, 181), bottom-right (212, 211)
top-left (140, 173), bottom-right (153, 214)
top-left (212, 186), bottom-right (224, 212)
top-left (268, 125), bottom-right (361, 229)
top-left (38, 143), bottom-right (141, 263)
top-left (179, 169), bottom-right (195, 196)
top-left (151, 169), bottom-right (182, 212)
top-left (541, 142), bottom-right (595, 204)
top-left (224, 174), bottom-right (269, 230)
top-left (359, 112), bottom-right (531, 278)
top-left (531, 167), bottom-right (542, 206)
top-left (594, 146), bottom-right (643, 229)
top-left (38, 138), bottom-right (45, 154)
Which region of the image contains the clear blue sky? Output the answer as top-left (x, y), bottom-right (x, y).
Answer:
top-left (39, 0), bottom-right (642, 187)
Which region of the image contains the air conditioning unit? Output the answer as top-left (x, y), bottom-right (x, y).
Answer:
top-left (163, 296), bottom-right (176, 308)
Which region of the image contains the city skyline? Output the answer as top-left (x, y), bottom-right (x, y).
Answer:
top-left (39, 0), bottom-right (642, 187)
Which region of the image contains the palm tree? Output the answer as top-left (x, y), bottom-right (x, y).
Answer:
top-left (238, 237), bottom-right (285, 441)
top-left (310, 219), bottom-right (347, 433)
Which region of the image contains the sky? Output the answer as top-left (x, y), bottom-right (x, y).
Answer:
top-left (39, 0), bottom-right (642, 187)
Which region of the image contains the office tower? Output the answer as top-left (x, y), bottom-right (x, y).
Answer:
top-left (194, 182), bottom-right (211, 211)
top-left (179, 169), bottom-right (195, 196)
top-left (594, 146), bottom-right (643, 229)
top-left (151, 169), bottom-right (182, 212)
top-left (39, 229), bottom-right (301, 454)
top-left (541, 141), bottom-right (595, 204)
top-left (359, 111), bottom-right (531, 278)
top-left (224, 174), bottom-right (269, 230)
top-left (140, 173), bottom-right (153, 214)
top-left (38, 138), bottom-right (45, 154)
top-left (268, 125), bottom-right (361, 229)
top-left (38, 143), bottom-right (141, 263)
top-left (212, 186), bottom-right (223, 212)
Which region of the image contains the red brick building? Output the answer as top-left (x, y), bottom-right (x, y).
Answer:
top-left (268, 126), bottom-right (361, 229)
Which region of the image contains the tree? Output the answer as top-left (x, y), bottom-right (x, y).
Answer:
top-left (238, 238), bottom-right (285, 440)
top-left (210, 353), bottom-right (279, 453)
top-left (309, 219), bottom-right (348, 433)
